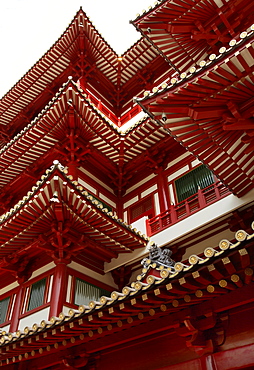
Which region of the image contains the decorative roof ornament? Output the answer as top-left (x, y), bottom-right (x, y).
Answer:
top-left (50, 191), bottom-right (60, 203)
top-left (141, 242), bottom-right (175, 269)
top-left (52, 160), bottom-right (65, 172)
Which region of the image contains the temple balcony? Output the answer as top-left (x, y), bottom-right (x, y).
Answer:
top-left (146, 181), bottom-right (231, 237)
top-left (106, 187), bottom-right (254, 274)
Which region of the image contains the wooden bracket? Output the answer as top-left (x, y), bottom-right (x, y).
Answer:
top-left (175, 315), bottom-right (215, 356)
top-left (175, 312), bottom-right (229, 356)
top-left (62, 353), bottom-right (89, 369)
top-left (2, 255), bottom-right (38, 284)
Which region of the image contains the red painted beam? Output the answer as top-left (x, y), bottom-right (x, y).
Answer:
top-left (214, 343), bottom-right (254, 370)
top-left (158, 343), bottom-right (254, 370)
top-left (168, 24), bottom-right (194, 33)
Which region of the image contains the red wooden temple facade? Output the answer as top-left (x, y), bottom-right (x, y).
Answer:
top-left (0, 2), bottom-right (253, 369)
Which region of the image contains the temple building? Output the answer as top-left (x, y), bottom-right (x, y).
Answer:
top-left (0, 1), bottom-right (253, 369)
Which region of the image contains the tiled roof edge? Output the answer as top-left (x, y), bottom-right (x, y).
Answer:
top-left (136, 26), bottom-right (254, 102)
top-left (0, 221), bottom-right (253, 345)
top-left (0, 161), bottom-right (149, 243)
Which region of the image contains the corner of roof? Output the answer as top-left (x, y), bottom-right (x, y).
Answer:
top-left (0, 7), bottom-right (118, 106)
top-left (131, 0), bottom-right (167, 24)
top-left (136, 25), bottom-right (254, 104)
top-left (0, 161), bottom-right (149, 244)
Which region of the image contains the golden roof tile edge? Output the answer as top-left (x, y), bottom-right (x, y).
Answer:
top-left (0, 221), bottom-right (253, 347)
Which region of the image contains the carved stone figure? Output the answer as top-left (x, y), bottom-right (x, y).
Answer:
top-left (141, 242), bottom-right (175, 269)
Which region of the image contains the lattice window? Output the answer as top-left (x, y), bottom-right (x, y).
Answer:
top-left (0, 297), bottom-right (10, 324)
top-left (74, 278), bottom-right (109, 306)
top-left (175, 165), bottom-right (214, 202)
top-left (129, 196), bottom-right (154, 223)
top-left (27, 278), bottom-right (46, 311)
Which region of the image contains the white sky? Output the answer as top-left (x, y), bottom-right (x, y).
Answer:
top-left (0, 0), bottom-right (152, 98)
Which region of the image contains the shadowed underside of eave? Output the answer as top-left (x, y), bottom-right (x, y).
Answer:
top-left (138, 31), bottom-right (254, 197)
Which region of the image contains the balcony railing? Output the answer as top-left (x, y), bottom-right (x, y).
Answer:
top-left (146, 181), bottom-right (231, 236)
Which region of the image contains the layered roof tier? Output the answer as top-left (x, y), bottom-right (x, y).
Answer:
top-left (137, 27), bottom-right (254, 196)
top-left (0, 162), bottom-right (148, 286)
top-left (0, 9), bottom-right (173, 147)
top-left (0, 78), bottom-right (184, 212)
top-left (132, 0), bottom-right (254, 72)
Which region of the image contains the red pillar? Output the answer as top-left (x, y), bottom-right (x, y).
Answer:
top-left (157, 169), bottom-right (170, 213)
top-left (68, 161), bottom-right (78, 181)
top-left (49, 261), bottom-right (68, 318)
top-left (9, 284), bottom-right (23, 333)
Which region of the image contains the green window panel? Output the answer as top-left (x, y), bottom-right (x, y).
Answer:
top-left (74, 278), bottom-right (109, 306)
top-left (0, 297), bottom-right (10, 324)
top-left (27, 278), bottom-right (46, 311)
top-left (175, 165), bottom-right (214, 203)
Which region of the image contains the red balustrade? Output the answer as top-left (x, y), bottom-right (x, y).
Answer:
top-left (146, 182), bottom-right (231, 236)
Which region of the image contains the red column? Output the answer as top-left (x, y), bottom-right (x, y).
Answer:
top-left (49, 261), bottom-right (68, 318)
top-left (9, 284), bottom-right (24, 333)
top-left (157, 169), bottom-right (170, 213)
top-left (68, 161), bottom-right (78, 181)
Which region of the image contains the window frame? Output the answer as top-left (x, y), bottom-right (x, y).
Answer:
top-left (174, 164), bottom-right (215, 203)
top-left (74, 277), bottom-right (109, 306)
top-left (128, 195), bottom-right (155, 224)
top-left (65, 268), bottom-right (113, 309)
top-left (20, 271), bottom-right (53, 318)
top-left (0, 291), bottom-right (16, 327)
top-left (26, 277), bottom-right (47, 312)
